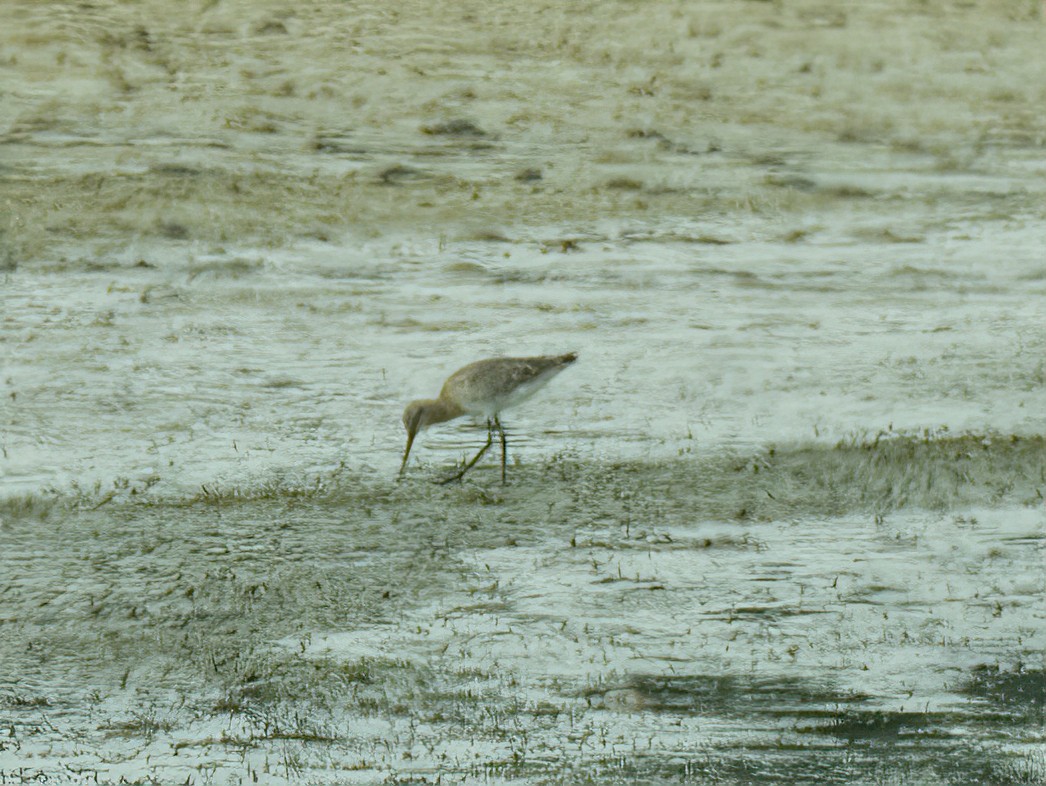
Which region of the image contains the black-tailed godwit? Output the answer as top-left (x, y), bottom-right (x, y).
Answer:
top-left (400, 352), bottom-right (578, 483)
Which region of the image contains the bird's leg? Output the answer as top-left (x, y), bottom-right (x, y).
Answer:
top-left (437, 419), bottom-right (494, 485)
top-left (494, 416), bottom-right (507, 483)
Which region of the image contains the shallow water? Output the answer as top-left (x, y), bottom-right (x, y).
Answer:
top-left (5, 221), bottom-right (1044, 499)
top-left (2, 445), bottom-right (1045, 783)
top-left (2, 0), bottom-right (1046, 782)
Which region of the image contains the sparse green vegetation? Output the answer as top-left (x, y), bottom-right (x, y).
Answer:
top-left (3, 0), bottom-right (1044, 779)
top-left (1, 432), bottom-right (1043, 780)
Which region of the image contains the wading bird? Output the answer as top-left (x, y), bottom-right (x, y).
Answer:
top-left (399, 353), bottom-right (577, 483)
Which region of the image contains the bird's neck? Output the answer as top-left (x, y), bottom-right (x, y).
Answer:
top-left (421, 397), bottom-right (465, 427)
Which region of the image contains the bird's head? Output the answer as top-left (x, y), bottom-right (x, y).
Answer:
top-left (402, 399), bottom-right (435, 436)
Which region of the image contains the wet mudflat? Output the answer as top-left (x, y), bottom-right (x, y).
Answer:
top-left (3, 0), bottom-right (1046, 782)
top-left (2, 437), bottom-right (1045, 783)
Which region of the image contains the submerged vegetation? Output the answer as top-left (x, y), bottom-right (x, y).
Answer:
top-left (1, 430), bottom-right (1043, 782)
top-left (5, 430), bottom-right (1042, 522)
top-left (3, 0), bottom-right (1045, 780)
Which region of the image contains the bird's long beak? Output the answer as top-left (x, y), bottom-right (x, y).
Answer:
top-left (399, 429), bottom-right (416, 477)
